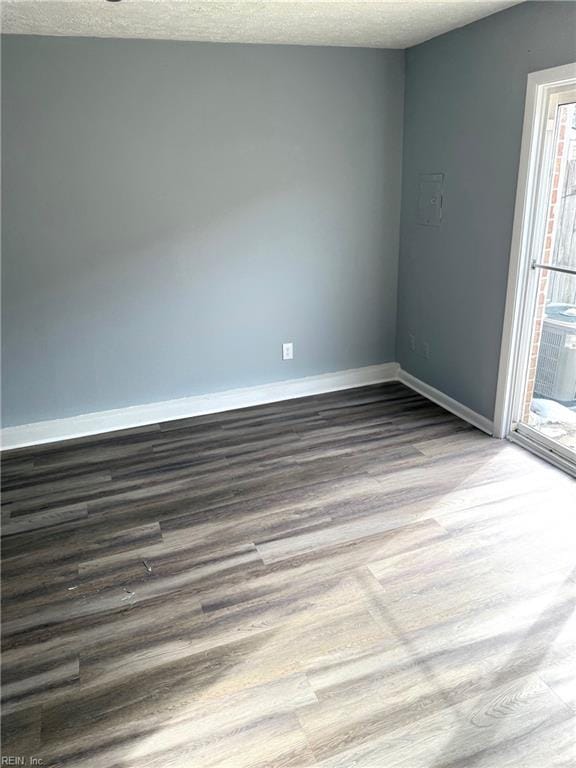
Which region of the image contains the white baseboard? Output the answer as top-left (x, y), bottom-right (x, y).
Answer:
top-left (398, 368), bottom-right (494, 436)
top-left (1, 363), bottom-right (497, 451)
top-left (1, 362), bottom-right (399, 451)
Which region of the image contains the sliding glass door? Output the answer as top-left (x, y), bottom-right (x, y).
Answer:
top-left (517, 97), bottom-right (576, 467)
top-left (495, 64), bottom-right (576, 475)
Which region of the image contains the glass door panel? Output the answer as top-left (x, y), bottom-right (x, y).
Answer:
top-left (515, 99), bottom-right (576, 468)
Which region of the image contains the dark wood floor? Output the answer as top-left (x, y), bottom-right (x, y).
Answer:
top-left (1, 382), bottom-right (575, 767)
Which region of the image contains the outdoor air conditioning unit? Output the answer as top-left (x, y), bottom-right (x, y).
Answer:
top-left (534, 304), bottom-right (576, 403)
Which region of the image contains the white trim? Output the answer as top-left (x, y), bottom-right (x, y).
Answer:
top-left (1, 363), bottom-right (399, 451)
top-left (508, 430), bottom-right (576, 479)
top-left (397, 369), bottom-right (494, 436)
top-left (1, 362), bottom-right (501, 451)
top-left (494, 62), bottom-right (576, 439)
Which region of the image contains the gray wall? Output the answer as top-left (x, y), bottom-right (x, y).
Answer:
top-left (397, 1), bottom-right (576, 420)
top-left (1, 36), bottom-right (404, 427)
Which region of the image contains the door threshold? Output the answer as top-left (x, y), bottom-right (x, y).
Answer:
top-left (508, 429), bottom-right (576, 478)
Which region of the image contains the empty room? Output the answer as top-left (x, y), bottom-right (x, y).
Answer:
top-left (1, 1), bottom-right (576, 765)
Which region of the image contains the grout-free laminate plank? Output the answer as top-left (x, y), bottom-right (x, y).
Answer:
top-left (1, 382), bottom-right (574, 767)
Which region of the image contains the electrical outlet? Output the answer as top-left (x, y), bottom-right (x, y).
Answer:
top-left (409, 333), bottom-right (417, 353)
top-left (282, 342), bottom-right (294, 361)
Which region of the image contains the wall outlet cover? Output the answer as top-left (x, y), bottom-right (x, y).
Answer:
top-left (282, 342), bottom-right (294, 361)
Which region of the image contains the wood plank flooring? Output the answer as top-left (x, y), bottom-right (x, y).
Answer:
top-left (1, 382), bottom-right (575, 767)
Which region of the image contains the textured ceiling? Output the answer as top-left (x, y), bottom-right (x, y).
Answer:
top-left (1, 0), bottom-right (525, 49)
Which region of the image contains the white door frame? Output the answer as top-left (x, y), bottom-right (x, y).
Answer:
top-left (493, 62), bottom-right (576, 441)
